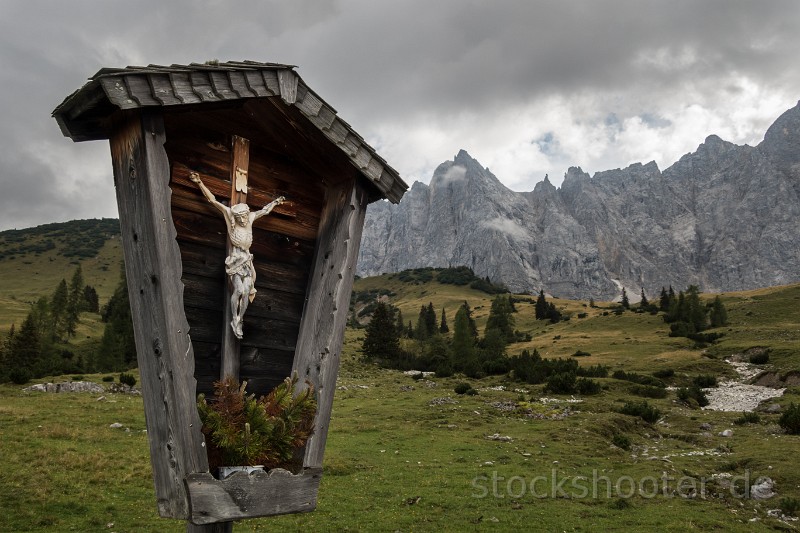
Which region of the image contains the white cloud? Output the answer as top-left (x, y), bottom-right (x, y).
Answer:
top-left (481, 217), bottom-right (530, 242)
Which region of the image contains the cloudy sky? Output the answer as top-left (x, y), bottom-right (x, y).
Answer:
top-left (1, 0), bottom-right (799, 231)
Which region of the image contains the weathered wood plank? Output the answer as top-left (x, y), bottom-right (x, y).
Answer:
top-left (109, 110), bottom-right (208, 520)
top-left (292, 179), bottom-right (369, 468)
top-left (277, 70), bottom-right (298, 104)
top-left (186, 468), bottom-right (322, 525)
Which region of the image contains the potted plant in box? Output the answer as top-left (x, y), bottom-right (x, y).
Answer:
top-left (197, 373), bottom-right (317, 478)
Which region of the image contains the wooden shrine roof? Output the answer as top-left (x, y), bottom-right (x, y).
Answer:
top-left (53, 61), bottom-right (407, 203)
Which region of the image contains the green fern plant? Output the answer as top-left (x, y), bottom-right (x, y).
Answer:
top-left (197, 374), bottom-right (317, 471)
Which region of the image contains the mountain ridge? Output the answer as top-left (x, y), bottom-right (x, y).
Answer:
top-left (357, 101), bottom-right (800, 299)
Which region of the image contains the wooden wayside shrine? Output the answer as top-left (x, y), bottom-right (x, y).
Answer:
top-left (53, 61), bottom-right (407, 530)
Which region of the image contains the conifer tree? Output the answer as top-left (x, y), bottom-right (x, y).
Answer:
top-left (362, 301), bottom-right (399, 362)
top-left (50, 279), bottom-right (69, 341)
top-left (65, 265), bottom-right (85, 338)
top-left (535, 290), bottom-right (548, 320)
top-left (485, 295), bottom-right (515, 342)
top-left (462, 300), bottom-right (478, 338)
top-left (659, 287), bottom-right (670, 311)
top-left (425, 302), bottom-right (437, 336)
top-left (96, 271), bottom-right (136, 371)
top-left (414, 305), bottom-right (429, 341)
top-left (83, 285), bottom-right (100, 313)
top-left (621, 288), bottom-right (630, 309)
top-left (439, 307), bottom-right (449, 333)
top-left (709, 296), bottom-right (728, 328)
top-left (640, 288), bottom-right (649, 308)
top-left (4, 312), bottom-right (42, 382)
top-left (395, 308), bottom-right (405, 337)
top-left (451, 305), bottom-right (475, 366)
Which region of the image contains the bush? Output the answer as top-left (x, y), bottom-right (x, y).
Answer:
top-left (733, 412), bottom-right (760, 425)
top-left (629, 384), bottom-right (668, 399)
top-left (9, 368), bottom-right (31, 385)
top-left (545, 371), bottom-right (577, 394)
top-left (102, 375), bottom-right (115, 382)
top-left (576, 378), bottom-right (601, 395)
top-left (119, 372), bottom-right (137, 387)
top-left (435, 363), bottom-right (454, 378)
top-left (780, 497), bottom-right (800, 517)
top-left (619, 401), bottom-right (661, 423)
top-left (677, 385), bottom-right (709, 407)
top-left (652, 369), bottom-right (675, 379)
top-left (454, 382), bottom-right (472, 395)
top-left (465, 388), bottom-right (479, 396)
top-left (572, 350), bottom-right (592, 357)
top-left (71, 375), bottom-right (84, 382)
top-left (779, 403), bottom-right (800, 435)
top-left (693, 375), bottom-right (718, 388)
top-left (611, 433), bottom-right (631, 450)
top-left (577, 364), bottom-right (609, 378)
top-left (749, 351), bottom-right (770, 365)
top-left (612, 370), bottom-right (665, 388)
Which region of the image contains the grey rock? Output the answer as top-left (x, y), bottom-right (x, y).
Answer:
top-left (357, 102), bottom-right (800, 298)
top-left (719, 429), bottom-right (733, 437)
top-left (699, 423), bottom-right (713, 430)
top-left (24, 381), bottom-right (105, 394)
top-left (750, 477), bottom-right (775, 500)
top-left (109, 423), bottom-right (124, 429)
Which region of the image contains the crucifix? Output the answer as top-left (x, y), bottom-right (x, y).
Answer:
top-left (189, 136), bottom-right (285, 380)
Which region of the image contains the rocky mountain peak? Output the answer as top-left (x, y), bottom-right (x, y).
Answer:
top-left (357, 103), bottom-right (800, 299)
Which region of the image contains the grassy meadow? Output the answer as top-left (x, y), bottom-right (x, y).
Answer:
top-left (1, 273), bottom-right (799, 531)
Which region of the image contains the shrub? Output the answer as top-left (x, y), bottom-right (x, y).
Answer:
top-left (197, 375), bottom-right (316, 471)
top-left (9, 368), bottom-right (31, 385)
top-left (71, 375), bottom-right (84, 382)
top-left (611, 433), bottom-right (631, 450)
top-left (749, 351), bottom-right (770, 365)
top-left (119, 372), bottom-right (137, 387)
top-left (577, 364), bottom-right (609, 378)
top-left (545, 371), bottom-right (577, 394)
top-left (780, 497), bottom-right (800, 517)
top-left (629, 384), bottom-right (668, 399)
top-left (576, 378), bottom-right (601, 395)
top-left (733, 412), bottom-right (760, 425)
top-left (572, 350), bottom-right (592, 357)
top-left (465, 388), bottom-right (479, 396)
top-left (677, 385), bottom-right (709, 408)
top-left (612, 370), bottom-right (665, 388)
top-left (779, 403), bottom-right (800, 435)
top-left (435, 363), bottom-right (454, 378)
top-left (619, 401), bottom-right (661, 423)
top-left (652, 369), bottom-right (675, 379)
top-left (102, 375), bottom-right (115, 382)
top-left (693, 375), bottom-right (718, 388)
top-left (454, 382), bottom-right (472, 395)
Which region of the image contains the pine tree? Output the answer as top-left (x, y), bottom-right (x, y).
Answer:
top-left (425, 302), bottom-right (437, 336)
top-left (65, 265), bottom-right (85, 338)
top-left (659, 287), bottom-right (670, 312)
top-left (4, 312), bottom-right (42, 382)
top-left (451, 305), bottom-right (476, 368)
top-left (535, 290), bottom-right (548, 320)
top-left (709, 296), bottom-right (728, 328)
top-left (439, 307), bottom-right (449, 333)
top-left (362, 301), bottom-right (400, 362)
top-left (685, 285), bottom-right (706, 332)
top-left (621, 288), bottom-right (630, 309)
top-left (96, 272), bottom-right (136, 371)
top-left (640, 288), bottom-right (649, 308)
top-left (395, 308), bottom-right (405, 337)
top-left (50, 279), bottom-right (68, 341)
top-left (462, 301), bottom-right (478, 338)
top-left (414, 305), bottom-right (429, 341)
top-left (485, 295), bottom-right (515, 343)
top-left (83, 285), bottom-right (100, 313)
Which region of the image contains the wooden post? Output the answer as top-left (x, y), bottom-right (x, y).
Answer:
top-left (109, 110), bottom-right (208, 519)
top-left (220, 135), bottom-right (250, 381)
top-left (292, 179), bottom-right (369, 467)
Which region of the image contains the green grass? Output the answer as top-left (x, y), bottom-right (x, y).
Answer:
top-left (2, 270), bottom-right (800, 531)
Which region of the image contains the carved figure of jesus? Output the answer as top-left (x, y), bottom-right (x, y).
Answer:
top-left (190, 172), bottom-right (285, 339)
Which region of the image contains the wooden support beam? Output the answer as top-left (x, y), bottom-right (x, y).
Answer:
top-left (220, 135), bottom-right (250, 380)
top-left (109, 110), bottom-right (209, 519)
top-left (292, 178), bottom-right (369, 467)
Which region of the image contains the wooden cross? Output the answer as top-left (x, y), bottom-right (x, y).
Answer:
top-left (221, 135), bottom-right (250, 381)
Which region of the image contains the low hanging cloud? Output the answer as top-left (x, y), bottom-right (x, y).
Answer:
top-left (1, 0), bottom-right (800, 230)
top-left (481, 217), bottom-right (531, 243)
